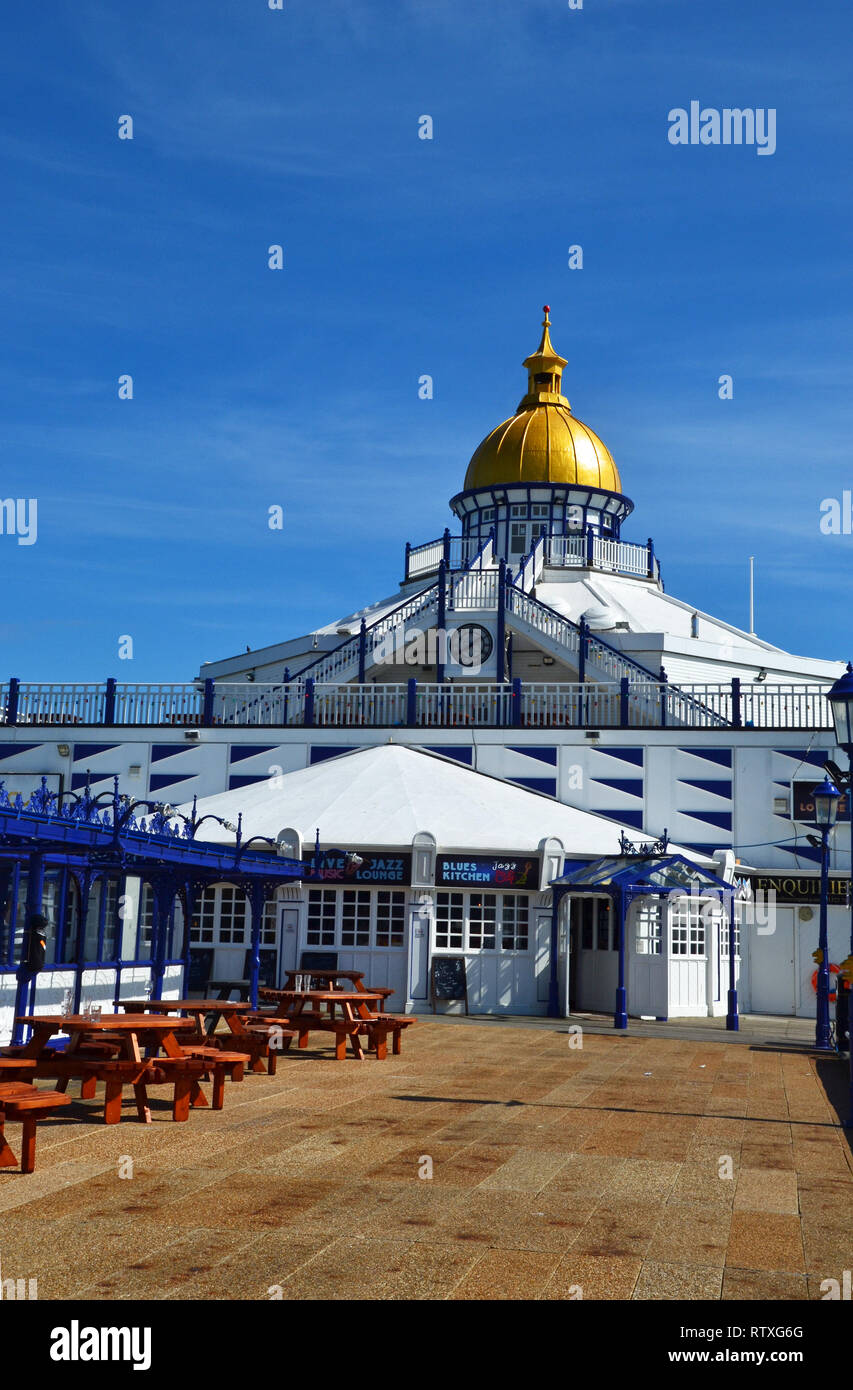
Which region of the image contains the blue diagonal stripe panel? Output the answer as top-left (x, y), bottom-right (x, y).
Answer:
top-left (678, 779), bottom-right (732, 800)
top-left (507, 746), bottom-right (557, 766)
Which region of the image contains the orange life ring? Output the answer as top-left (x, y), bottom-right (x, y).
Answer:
top-left (812, 963), bottom-right (840, 1004)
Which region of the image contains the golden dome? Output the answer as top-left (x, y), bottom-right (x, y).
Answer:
top-left (463, 308), bottom-right (622, 493)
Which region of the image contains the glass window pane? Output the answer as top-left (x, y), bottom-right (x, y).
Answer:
top-left (581, 898), bottom-right (593, 951)
top-left (101, 879), bottom-right (119, 962)
top-left (596, 900), bottom-right (610, 951)
top-left (435, 892), bottom-right (464, 950)
top-left (307, 889), bottom-right (336, 946)
top-left (83, 881), bottom-right (102, 963)
top-left (170, 897), bottom-right (185, 959)
top-left (375, 890), bottom-right (404, 948)
top-left (42, 873), bottom-right (61, 965)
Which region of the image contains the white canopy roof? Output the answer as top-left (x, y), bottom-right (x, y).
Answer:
top-left (180, 743), bottom-right (707, 862)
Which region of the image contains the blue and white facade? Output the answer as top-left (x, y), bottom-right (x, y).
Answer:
top-left (2, 315), bottom-right (850, 1025)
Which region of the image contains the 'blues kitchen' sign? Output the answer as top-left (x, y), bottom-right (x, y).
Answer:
top-left (437, 855), bottom-right (538, 887)
top-left (303, 852), bottom-right (411, 885)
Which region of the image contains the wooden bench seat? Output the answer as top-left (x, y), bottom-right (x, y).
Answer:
top-left (210, 1024), bottom-right (295, 1076)
top-left (0, 1083), bottom-right (72, 1172)
top-left (358, 1014), bottom-right (415, 1059)
top-left (31, 1055), bottom-right (207, 1124)
top-left (289, 1016), bottom-right (371, 1061)
top-left (177, 1046), bottom-right (246, 1110)
top-left (0, 1057), bottom-right (38, 1078)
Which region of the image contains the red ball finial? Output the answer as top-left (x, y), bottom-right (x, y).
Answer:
top-left (543, 304), bottom-right (550, 314)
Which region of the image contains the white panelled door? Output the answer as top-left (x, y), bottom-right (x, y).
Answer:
top-left (749, 905), bottom-right (796, 1015)
top-left (278, 906), bottom-right (300, 976)
top-left (628, 900), bottom-right (667, 1019)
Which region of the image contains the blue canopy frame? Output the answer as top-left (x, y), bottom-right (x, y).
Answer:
top-left (547, 848), bottom-right (738, 1030)
top-left (0, 778), bottom-right (305, 1043)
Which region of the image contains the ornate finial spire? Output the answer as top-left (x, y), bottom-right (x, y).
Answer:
top-left (519, 304), bottom-right (570, 410)
top-left (536, 304), bottom-right (556, 356)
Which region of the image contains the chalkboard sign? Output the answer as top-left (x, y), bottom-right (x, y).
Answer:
top-left (300, 951), bottom-right (339, 971)
top-left (430, 955), bottom-right (468, 1015)
top-left (187, 948), bottom-right (214, 993)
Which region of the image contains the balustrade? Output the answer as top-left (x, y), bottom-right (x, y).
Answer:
top-left (0, 678), bottom-right (833, 730)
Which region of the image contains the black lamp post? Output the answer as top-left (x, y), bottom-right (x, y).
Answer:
top-left (809, 777), bottom-right (840, 1051)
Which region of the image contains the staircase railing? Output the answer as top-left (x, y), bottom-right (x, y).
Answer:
top-left (504, 585), bottom-right (729, 726)
top-left (228, 531), bottom-right (499, 724)
top-left (513, 532), bottom-right (547, 595)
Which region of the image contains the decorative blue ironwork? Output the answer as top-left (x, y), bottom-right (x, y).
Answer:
top-left (618, 829), bottom-right (670, 857)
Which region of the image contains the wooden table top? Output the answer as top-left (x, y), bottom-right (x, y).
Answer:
top-left (275, 990), bottom-right (385, 1004)
top-left (15, 1014), bottom-right (196, 1032)
top-left (121, 999), bottom-right (252, 1014)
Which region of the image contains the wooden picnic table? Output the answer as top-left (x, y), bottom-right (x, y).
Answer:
top-left (121, 998), bottom-right (253, 1042)
top-left (273, 989), bottom-right (398, 1061)
top-left (120, 998), bottom-right (287, 1073)
top-left (14, 1013), bottom-right (199, 1124)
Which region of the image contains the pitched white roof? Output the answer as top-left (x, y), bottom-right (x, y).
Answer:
top-left (536, 573), bottom-right (844, 684)
top-left (181, 743), bottom-right (706, 861)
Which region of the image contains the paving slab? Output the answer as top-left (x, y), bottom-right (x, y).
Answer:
top-left (3, 1018), bottom-right (850, 1300)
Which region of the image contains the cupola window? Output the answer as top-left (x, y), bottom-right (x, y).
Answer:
top-left (510, 522), bottom-right (527, 554)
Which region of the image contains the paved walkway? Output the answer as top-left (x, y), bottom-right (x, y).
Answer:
top-left (1, 1021), bottom-right (850, 1300)
top-left (430, 1010), bottom-right (824, 1047)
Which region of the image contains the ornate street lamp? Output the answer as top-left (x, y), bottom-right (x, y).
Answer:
top-left (808, 777), bottom-right (840, 1051)
top-left (826, 663), bottom-right (853, 1126)
top-left (827, 664), bottom-right (853, 948)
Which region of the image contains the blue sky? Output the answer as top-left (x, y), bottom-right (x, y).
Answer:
top-left (1, 0), bottom-right (852, 681)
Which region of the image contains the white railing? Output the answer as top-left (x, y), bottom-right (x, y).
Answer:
top-left (312, 684), bottom-right (409, 728)
top-left (114, 684), bottom-right (203, 725)
top-left (405, 535), bottom-right (465, 580)
top-left (9, 683), bottom-right (106, 726)
top-left (0, 679), bottom-right (834, 730)
top-left (594, 536), bottom-right (654, 577)
top-left (521, 683), bottom-right (618, 728)
top-left (514, 533), bottom-right (547, 595)
top-left (449, 568), bottom-right (500, 610)
top-left (416, 683), bottom-right (514, 727)
top-left (406, 538), bottom-right (444, 579)
top-left (662, 684), bottom-right (735, 728)
top-left (545, 533), bottom-right (658, 580)
top-left (506, 587), bottom-right (581, 657)
top-left (213, 684), bottom-right (299, 727)
top-left (545, 534), bottom-right (585, 567)
top-left (405, 529), bottom-right (659, 584)
top-left (739, 683), bottom-right (830, 730)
